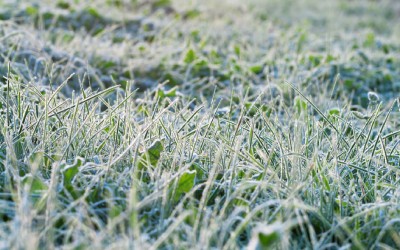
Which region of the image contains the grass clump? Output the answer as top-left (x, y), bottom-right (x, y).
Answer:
top-left (1, 0), bottom-right (400, 249)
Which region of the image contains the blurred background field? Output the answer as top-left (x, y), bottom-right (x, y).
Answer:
top-left (1, 0), bottom-right (399, 104)
top-left (1, 0), bottom-right (400, 249)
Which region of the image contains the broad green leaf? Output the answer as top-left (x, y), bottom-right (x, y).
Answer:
top-left (325, 54), bottom-right (336, 63)
top-left (97, 60), bottom-right (116, 70)
top-left (22, 175), bottom-right (48, 195)
top-left (146, 140), bottom-right (164, 166)
top-left (28, 151), bottom-right (44, 166)
top-left (56, 1), bottom-right (70, 9)
top-left (249, 65), bottom-right (263, 74)
top-left (109, 205), bottom-right (122, 219)
top-left (62, 157), bottom-right (84, 184)
top-left (153, 0), bottom-right (171, 8)
top-left (86, 7), bottom-right (101, 18)
top-left (234, 45), bottom-right (241, 57)
top-left (190, 163), bottom-right (205, 180)
top-left (328, 108), bottom-right (340, 122)
top-left (26, 6), bottom-right (38, 16)
top-left (59, 158), bottom-right (85, 200)
top-left (157, 87), bottom-right (177, 99)
top-left (328, 108), bottom-right (340, 116)
top-left (382, 44), bottom-right (390, 54)
top-left (22, 175), bottom-right (48, 210)
top-left (257, 227), bottom-right (281, 248)
top-left (183, 9), bottom-right (200, 19)
top-left (259, 231), bottom-right (280, 247)
top-left (138, 140), bottom-right (164, 174)
top-left (363, 32), bottom-right (375, 47)
top-left (184, 49), bottom-right (197, 64)
top-left (172, 170), bottom-right (196, 202)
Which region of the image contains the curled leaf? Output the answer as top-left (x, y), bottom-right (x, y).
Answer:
top-left (367, 91), bottom-right (379, 103)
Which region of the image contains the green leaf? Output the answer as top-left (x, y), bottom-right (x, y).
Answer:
top-left (153, 0), bottom-right (171, 8)
top-left (190, 163), bottom-right (206, 180)
top-left (258, 229), bottom-right (281, 248)
top-left (234, 45), bottom-right (241, 57)
top-left (322, 175), bottom-right (330, 191)
top-left (86, 7), bottom-right (101, 18)
top-left (109, 204), bottom-right (122, 219)
top-left (138, 140), bottom-right (164, 173)
top-left (245, 102), bottom-right (264, 117)
top-left (22, 175), bottom-right (48, 210)
top-left (367, 91), bottom-right (379, 102)
top-left (97, 60), bottom-right (117, 70)
top-left (59, 158), bottom-right (85, 200)
top-left (328, 108), bottom-right (340, 116)
top-left (56, 1), bottom-right (70, 9)
top-left (328, 108), bottom-right (340, 122)
top-left (22, 175), bottom-right (48, 195)
top-left (382, 44), bottom-right (390, 54)
top-left (172, 170), bottom-right (196, 202)
top-left (294, 96), bottom-right (307, 115)
top-left (249, 65), bottom-right (263, 74)
top-left (62, 157), bottom-right (84, 184)
top-left (26, 6), bottom-right (39, 16)
top-left (146, 140), bottom-right (164, 166)
top-left (184, 49), bottom-right (197, 64)
top-left (28, 151), bottom-right (44, 166)
top-left (363, 32), bottom-right (375, 47)
top-left (157, 87), bottom-right (177, 99)
top-left (325, 54), bottom-right (336, 63)
top-left (183, 9), bottom-right (200, 19)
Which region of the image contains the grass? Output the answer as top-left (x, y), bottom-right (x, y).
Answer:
top-left (1, 0), bottom-right (400, 249)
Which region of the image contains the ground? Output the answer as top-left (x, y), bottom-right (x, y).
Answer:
top-left (1, 0), bottom-right (400, 249)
